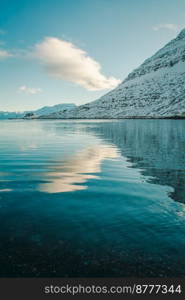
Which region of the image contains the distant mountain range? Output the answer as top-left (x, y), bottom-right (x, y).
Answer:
top-left (42, 28), bottom-right (185, 119)
top-left (0, 103), bottom-right (76, 119)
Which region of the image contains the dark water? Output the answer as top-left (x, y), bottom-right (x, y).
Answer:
top-left (0, 119), bottom-right (185, 277)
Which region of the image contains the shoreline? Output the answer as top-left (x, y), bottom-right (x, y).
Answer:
top-left (8, 116), bottom-right (185, 120)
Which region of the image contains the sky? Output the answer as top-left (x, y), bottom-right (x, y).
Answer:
top-left (0, 0), bottom-right (185, 111)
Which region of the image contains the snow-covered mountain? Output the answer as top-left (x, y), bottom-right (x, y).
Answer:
top-left (0, 103), bottom-right (76, 119)
top-left (0, 111), bottom-right (23, 119)
top-left (33, 103), bottom-right (76, 116)
top-left (45, 29), bottom-right (185, 119)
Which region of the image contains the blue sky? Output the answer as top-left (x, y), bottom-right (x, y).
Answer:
top-left (0, 0), bottom-right (185, 111)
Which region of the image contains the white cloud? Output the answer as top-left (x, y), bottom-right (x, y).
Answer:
top-left (33, 37), bottom-right (121, 91)
top-left (0, 49), bottom-right (12, 60)
top-left (152, 23), bottom-right (178, 32)
top-left (19, 85), bottom-right (42, 95)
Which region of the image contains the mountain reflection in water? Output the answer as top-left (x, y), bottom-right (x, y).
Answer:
top-left (87, 119), bottom-right (185, 205)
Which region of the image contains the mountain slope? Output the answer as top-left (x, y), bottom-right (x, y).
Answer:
top-left (46, 29), bottom-right (185, 119)
top-left (34, 103), bottom-right (76, 116)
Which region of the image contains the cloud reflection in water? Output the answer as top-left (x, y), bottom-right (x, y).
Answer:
top-left (38, 145), bottom-right (119, 193)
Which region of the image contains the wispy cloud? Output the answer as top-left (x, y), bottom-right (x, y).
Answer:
top-left (18, 85), bottom-right (42, 95)
top-left (152, 23), bottom-right (178, 32)
top-left (0, 41), bottom-right (5, 46)
top-left (33, 37), bottom-right (121, 91)
top-left (0, 29), bottom-right (5, 35)
top-left (0, 49), bottom-right (12, 60)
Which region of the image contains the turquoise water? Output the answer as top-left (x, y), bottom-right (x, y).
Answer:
top-left (0, 119), bottom-right (185, 277)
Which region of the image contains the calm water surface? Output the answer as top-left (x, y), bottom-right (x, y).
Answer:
top-left (0, 119), bottom-right (185, 277)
